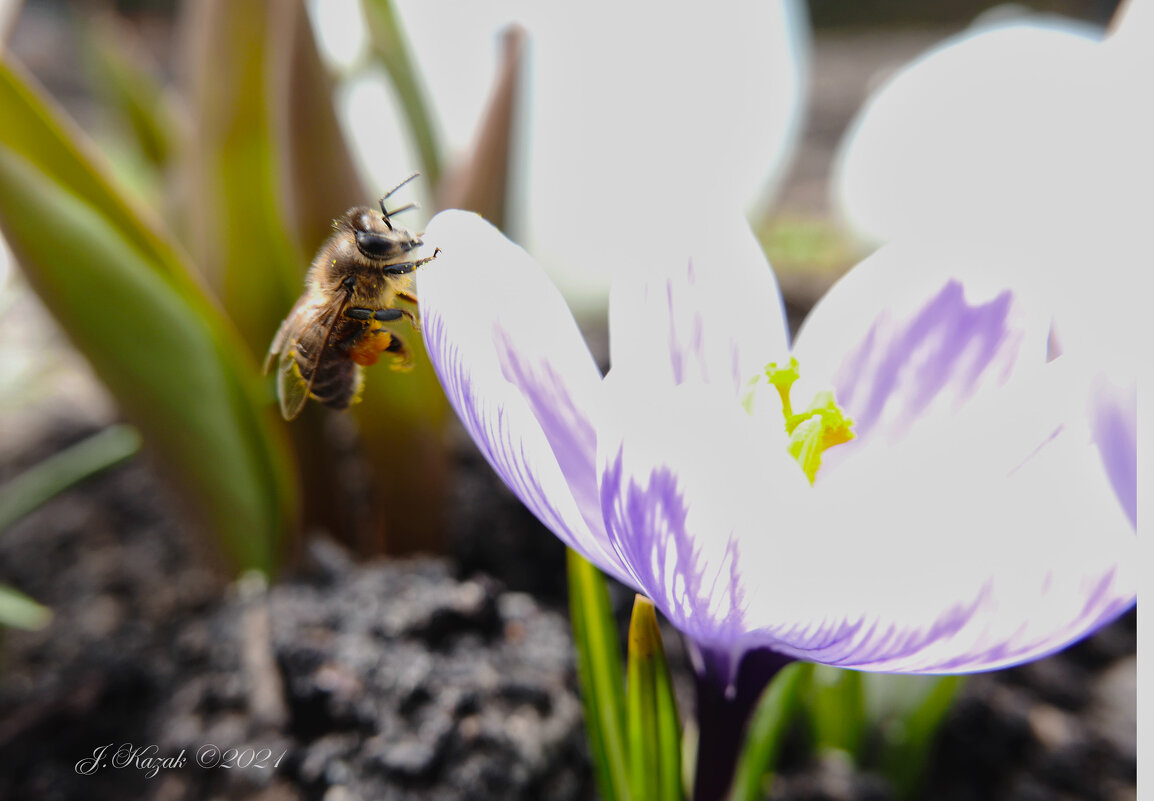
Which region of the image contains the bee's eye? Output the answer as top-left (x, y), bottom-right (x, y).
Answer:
top-left (355, 230), bottom-right (401, 259)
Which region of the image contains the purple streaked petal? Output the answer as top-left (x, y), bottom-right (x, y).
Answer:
top-left (598, 357), bottom-right (1134, 673)
top-left (736, 358), bottom-right (1136, 672)
top-left (596, 378), bottom-right (806, 648)
top-left (420, 211), bottom-right (633, 586)
top-left (608, 212), bottom-right (790, 397)
top-left (792, 240), bottom-right (1050, 452)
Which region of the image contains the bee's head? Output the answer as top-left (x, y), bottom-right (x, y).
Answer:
top-left (337, 174), bottom-right (427, 274)
top-left (346, 208), bottom-right (423, 273)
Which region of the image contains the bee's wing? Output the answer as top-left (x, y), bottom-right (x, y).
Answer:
top-left (271, 292), bottom-right (350, 420)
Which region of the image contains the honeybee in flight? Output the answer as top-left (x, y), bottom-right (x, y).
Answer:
top-left (266, 173), bottom-right (438, 420)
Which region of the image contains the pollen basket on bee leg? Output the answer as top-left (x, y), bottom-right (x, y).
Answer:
top-left (348, 323), bottom-right (395, 367)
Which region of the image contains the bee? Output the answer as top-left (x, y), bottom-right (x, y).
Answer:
top-left (266, 173), bottom-right (439, 420)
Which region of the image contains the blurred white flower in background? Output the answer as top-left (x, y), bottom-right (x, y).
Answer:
top-left (831, 1), bottom-right (1151, 366)
top-left (308, 0), bottom-right (810, 313)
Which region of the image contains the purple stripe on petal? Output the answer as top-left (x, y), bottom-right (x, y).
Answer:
top-left (420, 210), bottom-right (634, 586)
top-left (423, 308), bottom-right (634, 588)
top-left (599, 447), bottom-right (748, 646)
top-left (494, 327), bottom-right (605, 539)
top-left (835, 280), bottom-right (1023, 441)
top-left (608, 215), bottom-right (790, 398)
top-left (756, 561), bottom-right (1134, 673)
top-left (759, 583), bottom-right (989, 669)
top-left (1088, 377), bottom-right (1136, 528)
top-left (664, 261), bottom-right (713, 386)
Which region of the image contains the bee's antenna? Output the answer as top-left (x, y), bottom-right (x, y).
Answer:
top-left (391, 201), bottom-right (420, 215)
top-left (384, 172), bottom-right (421, 199)
top-left (378, 172), bottom-right (421, 230)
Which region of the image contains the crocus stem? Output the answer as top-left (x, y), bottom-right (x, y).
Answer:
top-left (692, 648), bottom-right (792, 801)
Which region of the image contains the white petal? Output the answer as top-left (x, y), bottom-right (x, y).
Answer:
top-left (419, 210), bottom-right (632, 584)
top-left (608, 212), bottom-right (790, 398)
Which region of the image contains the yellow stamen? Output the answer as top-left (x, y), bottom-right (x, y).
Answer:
top-left (747, 359), bottom-right (855, 484)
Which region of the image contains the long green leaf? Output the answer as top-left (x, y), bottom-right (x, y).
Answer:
top-left (0, 58), bottom-right (296, 573)
top-left (568, 549), bottom-right (631, 801)
top-left (179, 0), bottom-right (303, 355)
top-left (626, 595), bottom-right (682, 801)
top-left (0, 424), bottom-right (141, 532)
top-left (0, 57), bottom-right (188, 285)
top-left (728, 662), bottom-right (810, 801)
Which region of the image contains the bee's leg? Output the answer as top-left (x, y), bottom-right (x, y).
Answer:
top-left (345, 307), bottom-right (375, 321)
top-left (348, 324), bottom-right (413, 370)
top-left (383, 331), bottom-right (413, 371)
top-left (394, 290), bottom-right (422, 331)
top-left (383, 249), bottom-right (440, 275)
top-left (373, 306), bottom-right (420, 332)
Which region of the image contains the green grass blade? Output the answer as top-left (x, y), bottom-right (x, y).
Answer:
top-left (361, 0), bottom-right (443, 186)
top-left (809, 664), bottom-right (866, 759)
top-left (568, 549), bottom-right (631, 801)
top-left (870, 674), bottom-right (965, 799)
top-left (728, 662), bottom-right (810, 801)
top-left (0, 583), bottom-right (52, 631)
top-left (626, 595), bottom-right (682, 801)
top-left (0, 424), bottom-right (141, 532)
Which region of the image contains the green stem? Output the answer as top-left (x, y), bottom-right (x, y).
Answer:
top-left (362, 0), bottom-right (443, 187)
top-left (567, 549), bottom-right (631, 801)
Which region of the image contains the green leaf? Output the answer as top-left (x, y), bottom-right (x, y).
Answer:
top-left (0, 424), bottom-right (141, 532)
top-left (0, 57), bottom-right (296, 574)
top-left (0, 57), bottom-right (191, 286)
top-left (82, 14), bottom-right (177, 172)
top-left (361, 0), bottom-right (443, 187)
top-left (728, 662), bottom-right (810, 801)
top-left (808, 664), bottom-right (866, 759)
top-left (626, 594), bottom-right (682, 801)
top-left (0, 583), bottom-right (52, 631)
top-left (180, 0), bottom-right (304, 355)
top-left (868, 673), bottom-right (965, 799)
top-left (567, 549), bottom-right (631, 801)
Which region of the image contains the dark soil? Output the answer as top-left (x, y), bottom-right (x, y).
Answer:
top-left (0, 421), bottom-right (1137, 801)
